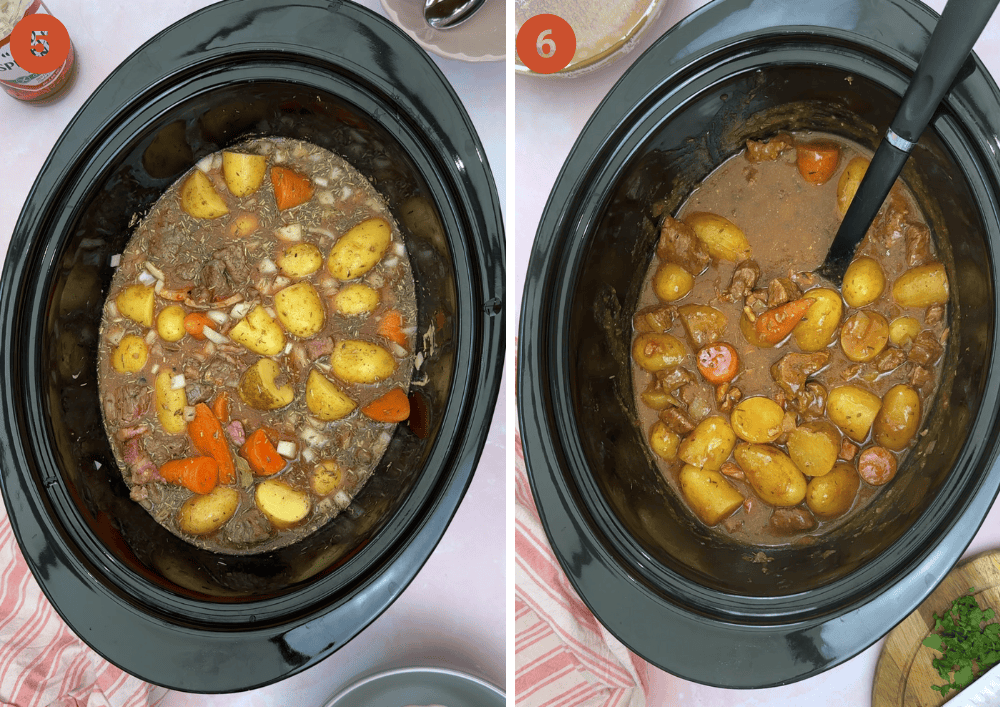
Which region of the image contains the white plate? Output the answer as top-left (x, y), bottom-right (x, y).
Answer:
top-left (323, 667), bottom-right (505, 707)
top-left (380, 0), bottom-right (503, 63)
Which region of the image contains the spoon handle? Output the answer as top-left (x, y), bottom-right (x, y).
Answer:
top-left (819, 0), bottom-right (999, 283)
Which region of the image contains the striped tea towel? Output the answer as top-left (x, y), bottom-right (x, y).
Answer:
top-left (0, 503), bottom-right (167, 707)
top-left (515, 432), bottom-right (649, 707)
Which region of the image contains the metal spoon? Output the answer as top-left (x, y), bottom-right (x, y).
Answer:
top-left (423, 0), bottom-right (487, 30)
top-left (817, 0), bottom-right (1000, 285)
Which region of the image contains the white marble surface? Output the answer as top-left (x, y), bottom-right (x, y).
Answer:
top-left (0, 1), bottom-right (505, 704)
top-left (514, 0), bottom-right (1000, 704)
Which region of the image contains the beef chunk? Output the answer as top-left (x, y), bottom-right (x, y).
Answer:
top-left (678, 306), bottom-right (727, 348)
top-left (905, 223), bottom-right (933, 267)
top-left (660, 406), bottom-right (696, 435)
top-left (745, 132), bottom-right (795, 163)
top-left (769, 507), bottom-right (817, 535)
top-left (720, 462), bottom-right (744, 480)
top-left (657, 214), bottom-right (710, 276)
top-left (794, 382), bottom-right (827, 420)
top-left (839, 438), bottom-right (859, 461)
top-left (908, 330), bottom-right (944, 366)
top-left (203, 357), bottom-right (240, 387)
top-left (771, 352), bottom-right (831, 400)
top-left (723, 259), bottom-right (760, 302)
top-left (874, 347), bottom-right (907, 373)
top-left (146, 212), bottom-right (186, 261)
top-left (910, 364), bottom-right (934, 391)
top-left (111, 382), bottom-right (151, 425)
top-left (215, 243), bottom-right (251, 283)
top-left (872, 191), bottom-right (909, 248)
top-left (925, 304), bottom-right (945, 326)
top-left (224, 509), bottom-right (272, 545)
top-left (634, 304), bottom-right (677, 333)
top-left (679, 383), bottom-right (713, 421)
top-left (185, 382), bottom-right (211, 406)
top-left (656, 365), bottom-right (695, 391)
top-left (766, 277), bottom-right (801, 308)
top-left (716, 383), bottom-right (742, 413)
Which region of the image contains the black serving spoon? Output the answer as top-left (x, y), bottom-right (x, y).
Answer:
top-left (818, 0), bottom-right (1000, 284)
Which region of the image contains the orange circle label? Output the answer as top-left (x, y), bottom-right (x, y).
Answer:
top-left (10, 13), bottom-right (71, 75)
top-left (516, 14), bottom-right (576, 75)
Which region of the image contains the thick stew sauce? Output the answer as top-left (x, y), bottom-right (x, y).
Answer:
top-left (631, 132), bottom-right (948, 546)
top-left (99, 137), bottom-right (416, 554)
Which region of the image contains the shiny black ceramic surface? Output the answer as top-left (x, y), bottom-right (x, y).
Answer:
top-left (0, 0), bottom-right (503, 694)
top-left (519, 0), bottom-right (1000, 688)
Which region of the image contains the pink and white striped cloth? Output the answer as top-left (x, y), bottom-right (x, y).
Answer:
top-left (515, 432), bottom-right (650, 707)
top-left (0, 504), bottom-right (166, 707)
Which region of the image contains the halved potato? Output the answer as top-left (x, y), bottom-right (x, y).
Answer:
top-left (180, 170), bottom-right (228, 219)
top-left (155, 369), bottom-right (187, 434)
top-left (274, 281), bottom-right (325, 338)
top-left (327, 217), bottom-right (392, 280)
top-left (684, 212), bottom-right (752, 261)
top-left (255, 479), bottom-right (311, 528)
top-left (330, 340), bottom-right (396, 383)
top-left (229, 305), bottom-right (286, 355)
top-left (222, 151), bottom-right (267, 196)
top-left (892, 263), bottom-right (949, 307)
top-left (306, 370), bottom-right (356, 421)
top-left (826, 385), bottom-right (882, 441)
top-left (335, 283), bottom-right (381, 316)
top-left (178, 486), bottom-right (240, 535)
top-left (111, 335), bottom-right (148, 373)
top-left (276, 243), bottom-right (323, 278)
top-left (116, 284), bottom-right (155, 328)
top-left (679, 465), bottom-right (744, 525)
top-left (734, 443), bottom-right (807, 507)
top-left (312, 459), bottom-right (344, 496)
top-left (239, 359), bottom-right (294, 410)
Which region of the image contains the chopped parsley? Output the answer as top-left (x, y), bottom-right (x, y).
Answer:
top-left (922, 589), bottom-right (1000, 697)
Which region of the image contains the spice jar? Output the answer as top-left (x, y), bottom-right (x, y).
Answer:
top-left (0, 0), bottom-right (76, 104)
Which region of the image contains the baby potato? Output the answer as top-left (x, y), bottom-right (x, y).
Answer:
top-left (277, 243), bottom-right (323, 278)
top-left (874, 384), bottom-right (921, 451)
top-left (677, 304), bottom-right (727, 347)
top-left (177, 486), bottom-right (240, 535)
top-left (739, 310), bottom-right (771, 348)
top-left (331, 340), bottom-right (396, 384)
top-left (239, 358), bottom-right (295, 410)
top-left (837, 156), bottom-right (869, 215)
top-left (652, 263), bottom-right (694, 302)
top-left (787, 421), bottom-right (840, 477)
top-left (222, 151), bottom-right (267, 196)
top-left (684, 212), bottom-right (752, 261)
top-left (229, 305), bottom-right (286, 355)
top-left (889, 316), bottom-right (921, 346)
top-left (180, 169), bottom-right (229, 219)
top-left (327, 217), bottom-right (392, 280)
top-left (311, 459), bottom-right (344, 496)
top-left (840, 311), bottom-right (889, 362)
top-left (649, 422), bottom-right (681, 461)
top-left (255, 479), bottom-right (311, 529)
top-left (274, 281), bottom-right (325, 338)
top-left (116, 284), bottom-right (155, 328)
top-left (111, 334), bottom-right (148, 373)
top-left (826, 385), bottom-right (882, 441)
top-left (806, 462), bottom-right (860, 519)
top-left (335, 283), bottom-right (380, 316)
top-left (155, 369), bottom-right (188, 434)
top-left (730, 397), bottom-right (784, 443)
top-left (792, 288), bottom-right (843, 352)
top-left (892, 262), bottom-right (949, 308)
top-left (631, 332), bottom-right (687, 373)
top-left (842, 256), bottom-right (886, 308)
top-left (157, 304), bottom-right (186, 342)
top-left (306, 370), bottom-right (357, 420)
top-left (734, 443), bottom-right (807, 507)
top-left (678, 416), bottom-right (736, 471)
top-left (679, 465), bottom-right (745, 526)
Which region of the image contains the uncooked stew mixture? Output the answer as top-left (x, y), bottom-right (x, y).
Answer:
top-left (99, 138), bottom-right (416, 555)
top-left (631, 132), bottom-right (949, 546)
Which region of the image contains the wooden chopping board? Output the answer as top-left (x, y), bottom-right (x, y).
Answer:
top-left (873, 551), bottom-right (1000, 706)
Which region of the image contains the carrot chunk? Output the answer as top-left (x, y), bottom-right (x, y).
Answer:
top-left (211, 392), bottom-right (230, 423)
top-left (857, 446), bottom-right (897, 486)
top-left (754, 298), bottom-right (813, 345)
top-left (378, 309), bottom-right (408, 348)
top-left (159, 457), bottom-right (219, 495)
top-left (183, 312), bottom-right (216, 340)
top-left (362, 387), bottom-right (411, 422)
top-left (796, 140), bottom-right (841, 185)
top-left (188, 403), bottom-right (236, 484)
top-left (240, 428), bottom-right (286, 476)
top-left (696, 343), bottom-right (740, 384)
top-left (270, 166), bottom-right (314, 210)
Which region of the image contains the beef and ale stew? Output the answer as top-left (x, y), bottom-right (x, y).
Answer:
top-left (631, 132), bottom-right (949, 546)
top-left (99, 137), bottom-right (417, 554)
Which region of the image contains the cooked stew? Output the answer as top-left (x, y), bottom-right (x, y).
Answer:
top-left (630, 132), bottom-right (948, 546)
top-left (98, 137), bottom-right (416, 555)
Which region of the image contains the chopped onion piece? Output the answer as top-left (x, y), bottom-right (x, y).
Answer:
top-left (334, 491), bottom-right (351, 508)
top-left (301, 427), bottom-right (329, 447)
top-left (137, 270), bottom-right (156, 286)
top-left (144, 262), bottom-right (165, 280)
top-left (151, 363), bottom-right (159, 375)
top-left (394, 242), bottom-right (406, 258)
top-left (171, 374), bottom-right (186, 390)
top-left (389, 342), bottom-right (407, 358)
top-left (277, 224), bottom-right (302, 241)
top-left (203, 341), bottom-right (216, 356)
top-left (202, 327), bottom-right (228, 345)
top-left (259, 258), bottom-right (277, 274)
top-left (284, 342), bottom-right (293, 355)
top-left (314, 177), bottom-right (328, 187)
top-left (317, 190), bottom-right (335, 205)
top-left (378, 431), bottom-right (393, 447)
top-left (383, 256), bottom-right (399, 269)
top-left (302, 448), bottom-right (316, 463)
top-left (105, 301), bottom-right (119, 319)
top-left (340, 186), bottom-right (353, 201)
top-left (197, 155), bottom-right (213, 172)
top-left (308, 226), bottom-right (336, 239)
top-left (329, 167), bottom-right (343, 180)
top-left (183, 406), bottom-right (197, 422)
top-left (401, 326), bottom-right (417, 336)
top-left (230, 301), bottom-right (252, 320)
top-left (265, 306), bottom-right (277, 319)
top-left (110, 254), bottom-right (121, 267)
top-left (144, 329), bottom-right (158, 345)
top-left (276, 441), bottom-right (297, 458)
top-left (153, 279), bottom-right (164, 294)
top-left (273, 276), bottom-right (290, 289)
top-left (207, 310), bottom-right (228, 325)
top-left (212, 153), bottom-right (223, 170)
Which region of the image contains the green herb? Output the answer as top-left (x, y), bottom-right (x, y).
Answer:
top-left (922, 588), bottom-right (1000, 697)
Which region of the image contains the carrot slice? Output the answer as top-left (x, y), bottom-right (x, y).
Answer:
top-left (796, 141), bottom-right (841, 185)
top-left (211, 392), bottom-right (230, 423)
top-left (240, 428), bottom-right (286, 476)
top-left (857, 446), bottom-right (897, 486)
top-left (362, 387), bottom-right (411, 422)
top-left (378, 309), bottom-right (408, 348)
top-left (271, 166), bottom-right (314, 210)
top-left (183, 312), bottom-right (216, 340)
top-left (754, 298), bottom-right (813, 345)
top-left (159, 457), bottom-right (219, 495)
top-left (696, 343), bottom-right (740, 384)
top-left (188, 403), bottom-right (236, 484)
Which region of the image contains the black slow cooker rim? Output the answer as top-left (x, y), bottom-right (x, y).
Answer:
top-left (518, 0), bottom-right (1000, 689)
top-left (0, 0), bottom-right (504, 694)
